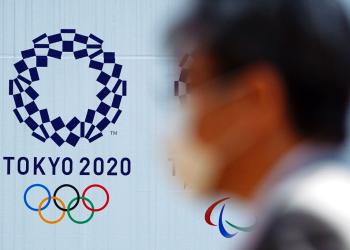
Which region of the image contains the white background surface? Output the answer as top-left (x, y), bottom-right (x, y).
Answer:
top-left (0, 0), bottom-right (255, 249)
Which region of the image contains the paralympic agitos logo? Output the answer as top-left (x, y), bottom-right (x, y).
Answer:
top-left (24, 184), bottom-right (109, 224)
top-left (205, 198), bottom-right (258, 238)
top-left (9, 29), bottom-right (126, 147)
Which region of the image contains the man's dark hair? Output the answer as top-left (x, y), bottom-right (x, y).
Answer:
top-left (171, 0), bottom-right (350, 143)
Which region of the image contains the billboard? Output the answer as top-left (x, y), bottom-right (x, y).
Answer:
top-left (0, 1), bottom-right (254, 249)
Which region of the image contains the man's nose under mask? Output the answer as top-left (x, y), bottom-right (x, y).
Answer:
top-left (169, 108), bottom-right (257, 195)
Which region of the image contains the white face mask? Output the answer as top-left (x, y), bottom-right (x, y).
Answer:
top-left (170, 124), bottom-right (223, 194)
top-left (169, 88), bottom-right (257, 195)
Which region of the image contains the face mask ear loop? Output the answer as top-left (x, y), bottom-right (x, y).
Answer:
top-left (202, 86), bottom-right (258, 169)
top-left (170, 69), bottom-right (257, 194)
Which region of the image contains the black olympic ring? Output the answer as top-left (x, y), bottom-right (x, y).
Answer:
top-left (53, 184), bottom-right (80, 212)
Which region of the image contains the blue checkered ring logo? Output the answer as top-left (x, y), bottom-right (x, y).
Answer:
top-left (9, 29), bottom-right (127, 147)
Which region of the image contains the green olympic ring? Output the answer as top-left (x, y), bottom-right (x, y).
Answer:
top-left (67, 197), bottom-right (94, 224)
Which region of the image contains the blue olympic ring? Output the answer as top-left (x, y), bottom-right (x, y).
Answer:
top-left (24, 184), bottom-right (51, 211)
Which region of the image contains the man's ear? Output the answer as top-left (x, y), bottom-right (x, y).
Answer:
top-left (195, 62), bottom-right (288, 144)
top-left (230, 63), bottom-right (289, 133)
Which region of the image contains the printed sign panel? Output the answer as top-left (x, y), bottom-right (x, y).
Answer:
top-left (0, 1), bottom-right (253, 249)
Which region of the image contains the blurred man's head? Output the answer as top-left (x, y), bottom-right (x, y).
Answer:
top-left (170, 0), bottom-right (350, 198)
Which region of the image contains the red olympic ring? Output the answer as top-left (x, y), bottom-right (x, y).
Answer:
top-left (82, 184), bottom-right (109, 212)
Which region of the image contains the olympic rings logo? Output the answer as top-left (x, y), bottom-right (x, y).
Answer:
top-left (24, 184), bottom-right (109, 224)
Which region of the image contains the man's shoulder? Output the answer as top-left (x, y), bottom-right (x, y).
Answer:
top-left (256, 161), bottom-right (350, 250)
top-left (284, 160), bottom-right (350, 221)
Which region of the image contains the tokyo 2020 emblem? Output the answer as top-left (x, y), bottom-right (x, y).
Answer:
top-left (9, 29), bottom-right (127, 147)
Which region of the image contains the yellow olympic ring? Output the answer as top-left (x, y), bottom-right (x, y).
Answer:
top-left (38, 197), bottom-right (66, 224)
